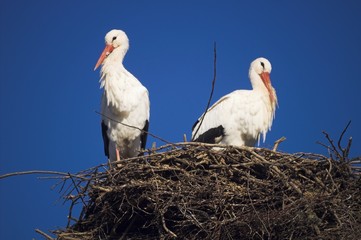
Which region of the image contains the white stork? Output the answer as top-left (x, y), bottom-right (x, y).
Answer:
top-left (192, 57), bottom-right (277, 147)
top-left (94, 29), bottom-right (150, 161)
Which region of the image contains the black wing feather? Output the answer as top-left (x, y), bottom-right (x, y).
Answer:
top-left (192, 125), bottom-right (225, 144)
top-left (140, 120), bottom-right (149, 150)
top-left (101, 121), bottom-right (110, 158)
top-left (191, 119), bottom-right (199, 132)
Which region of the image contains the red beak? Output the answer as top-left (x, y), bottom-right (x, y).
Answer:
top-left (259, 72), bottom-right (274, 102)
top-left (94, 44), bottom-right (115, 71)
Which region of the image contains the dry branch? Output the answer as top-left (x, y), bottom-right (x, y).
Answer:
top-left (191, 42), bottom-right (217, 140)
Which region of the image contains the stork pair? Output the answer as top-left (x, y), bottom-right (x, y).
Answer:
top-left (94, 29), bottom-right (278, 162)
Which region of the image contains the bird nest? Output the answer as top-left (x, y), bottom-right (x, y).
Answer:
top-left (45, 140), bottom-right (360, 240)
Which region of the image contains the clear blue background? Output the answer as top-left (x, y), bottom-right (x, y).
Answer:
top-left (1, 1), bottom-right (360, 239)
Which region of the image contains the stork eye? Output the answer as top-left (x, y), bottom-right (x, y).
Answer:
top-left (260, 62), bottom-right (265, 69)
top-left (112, 36), bottom-right (117, 41)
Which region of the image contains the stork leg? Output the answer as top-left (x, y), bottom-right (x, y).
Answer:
top-left (116, 148), bottom-right (121, 162)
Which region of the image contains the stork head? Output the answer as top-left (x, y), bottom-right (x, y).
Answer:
top-left (249, 57), bottom-right (276, 104)
top-left (251, 57), bottom-right (272, 75)
top-left (94, 29), bottom-right (130, 70)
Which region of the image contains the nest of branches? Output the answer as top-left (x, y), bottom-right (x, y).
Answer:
top-left (47, 136), bottom-right (361, 240)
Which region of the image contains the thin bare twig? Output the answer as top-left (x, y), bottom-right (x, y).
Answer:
top-left (67, 173), bottom-right (87, 206)
top-left (272, 136), bottom-right (286, 151)
top-left (0, 170), bottom-right (71, 180)
top-left (161, 213), bottom-right (178, 238)
top-left (192, 42), bottom-right (217, 141)
top-left (35, 229), bottom-right (54, 240)
top-left (317, 121), bottom-right (355, 164)
top-left (321, 131), bottom-right (342, 160)
top-left (246, 178), bottom-right (270, 237)
top-left (95, 111), bottom-right (173, 145)
top-left (337, 120), bottom-right (351, 159)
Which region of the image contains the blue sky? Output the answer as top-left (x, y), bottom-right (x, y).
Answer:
top-left (1, 0), bottom-right (361, 239)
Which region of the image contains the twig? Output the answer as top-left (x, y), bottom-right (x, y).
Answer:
top-left (0, 170), bottom-right (71, 180)
top-left (272, 136), bottom-right (286, 151)
top-left (161, 213), bottom-right (177, 238)
top-left (319, 122), bottom-right (353, 163)
top-left (35, 229), bottom-right (54, 240)
top-left (119, 215), bottom-right (137, 240)
top-left (67, 173), bottom-right (87, 206)
top-left (246, 178), bottom-right (270, 237)
top-left (66, 199), bottom-right (77, 228)
top-left (183, 134), bottom-right (187, 142)
top-left (337, 121), bottom-right (351, 160)
top-left (95, 111), bottom-right (173, 145)
top-left (321, 131), bottom-right (342, 160)
top-left (344, 137), bottom-right (353, 162)
top-left (192, 42), bottom-right (217, 141)
top-left (150, 141), bottom-right (254, 152)
top-left (325, 157), bottom-right (337, 193)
